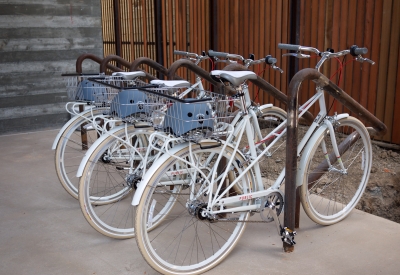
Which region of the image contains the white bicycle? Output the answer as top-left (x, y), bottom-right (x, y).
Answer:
top-left (133, 44), bottom-right (374, 274)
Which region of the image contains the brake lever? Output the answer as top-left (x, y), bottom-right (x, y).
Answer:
top-left (271, 64), bottom-right (284, 73)
top-left (282, 52), bottom-right (310, 58)
top-left (356, 56), bottom-right (375, 65)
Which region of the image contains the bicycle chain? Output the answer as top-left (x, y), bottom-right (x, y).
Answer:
top-left (170, 191), bottom-right (277, 223)
top-left (214, 219), bottom-right (270, 223)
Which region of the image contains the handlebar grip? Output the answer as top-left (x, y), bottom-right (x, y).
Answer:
top-left (174, 50), bottom-right (188, 56)
top-left (278, 43), bottom-right (301, 51)
top-left (265, 55), bottom-right (277, 65)
top-left (208, 49), bottom-right (229, 58)
top-left (350, 45), bottom-right (368, 56)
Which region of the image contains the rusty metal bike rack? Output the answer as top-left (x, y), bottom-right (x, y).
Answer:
top-left (283, 68), bottom-right (387, 252)
top-left (75, 53), bottom-right (120, 74)
top-left (131, 57), bottom-right (173, 81)
top-left (99, 55), bottom-right (132, 73)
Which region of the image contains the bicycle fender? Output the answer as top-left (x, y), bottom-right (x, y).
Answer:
top-left (131, 142), bottom-right (190, 206)
top-left (296, 113), bottom-right (349, 187)
top-left (257, 103), bottom-right (274, 113)
top-left (75, 124), bottom-right (128, 177)
top-left (51, 108), bottom-right (101, 150)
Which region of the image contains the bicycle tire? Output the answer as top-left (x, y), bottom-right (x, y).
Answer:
top-left (135, 142), bottom-right (251, 274)
top-left (54, 108), bottom-right (108, 199)
top-left (78, 126), bottom-right (154, 239)
top-left (300, 116), bottom-right (372, 225)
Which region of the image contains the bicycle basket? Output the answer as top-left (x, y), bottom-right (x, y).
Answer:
top-left (63, 73), bottom-right (148, 106)
top-left (63, 73), bottom-right (106, 102)
top-left (89, 76), bottom-right (158, 122)
top-left (109, 89), bottom-right (152, 121)
top-left (139, 84), bottom-right (237, 141)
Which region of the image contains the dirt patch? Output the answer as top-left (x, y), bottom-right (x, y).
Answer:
top-left (356, 145), bottom-right (400, 223)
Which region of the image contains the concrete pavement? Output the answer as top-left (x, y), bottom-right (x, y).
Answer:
top-left (0, 128), bottom-right (399, 275)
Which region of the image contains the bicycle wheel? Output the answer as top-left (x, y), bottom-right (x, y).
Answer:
top-left (78, 126), bottom-right (154, 239)
top-left (54, 108), bottom-right (108, 199)
top-left (135, 142), bottom-right (252, 275)
top-left (300, 116), bottom-right (372, 225)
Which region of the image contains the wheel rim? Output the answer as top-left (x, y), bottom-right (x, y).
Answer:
top-left (137, 146), bottom-right (251, 274)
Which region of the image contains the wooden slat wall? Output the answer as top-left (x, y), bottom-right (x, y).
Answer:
top-left (101, 0), bottom-right (116, 62)
top-left (102, 0), bottom-right (400, 144)
top-left (216, 0), bottom-right (290, 108)
top-left (297, 0), bottom-right (400, 143)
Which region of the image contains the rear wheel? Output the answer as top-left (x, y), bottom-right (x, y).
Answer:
top-left (78, 126), bottom-right (153, 238)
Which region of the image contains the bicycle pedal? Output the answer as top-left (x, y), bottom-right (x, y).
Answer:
top-left (281, 227), bottom-right (296, 246)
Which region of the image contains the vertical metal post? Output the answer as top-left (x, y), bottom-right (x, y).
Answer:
top-left (210, 0), bottom-right (218, 51)
top-left (288, 0), bottom-right (300, 81)
top-left (154, 0), bottom-right (164, 79)
top-left (284, 83), bottom-right (298, 253)
top-left (284, 0), bottom-right (301, 252)
top-left (289, 0), bottom-right (301, 229)
top-left (113, 0), bottom-right (122, 67)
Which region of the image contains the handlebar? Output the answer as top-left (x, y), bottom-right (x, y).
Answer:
top-left (208, 49), bottom-right (283, 73)
top-left (278, 43), bottom-right (374, 69)
top-left (174, 50), bottom-right (209, 65)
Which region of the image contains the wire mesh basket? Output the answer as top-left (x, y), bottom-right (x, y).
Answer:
top-left (138, 84), bottom-right (238, 141)
top-left (88, 77), bottom-right (159, 123)
top-left (62, 74), bottom-right (147, 107)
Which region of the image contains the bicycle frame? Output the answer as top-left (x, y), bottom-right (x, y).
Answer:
top-left (135, 83), bottom-right (348, 216)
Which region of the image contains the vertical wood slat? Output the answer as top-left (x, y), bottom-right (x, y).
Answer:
top-left (328, 0), bottom-right (339, 113)
top-left (162, 0), bottom-right (167, 73)
top-left (142, 0), bottom-right (148, 58)
top-left (359, 0), bottom-right (374, 110)
top-left (129, 0), bottom-right (135, 61)
top-left (352, 0), bottom-right (366, 105)
top-left (280, 0), bottom-right (289, 104)
top-left (168, 0), bottom-right (173, 66)
top-left (383, 0), bottom-right (400, 141)
top-left (367, 0), bottom-right (382, 117)
top-left (343, 1), bottom-right (357, 114)
top-left (392, 36), bottom-right (400, 144)
top-left (336, 0), bottom-right (348, 115)
top-left (376, 0), bottom-right (393, 141)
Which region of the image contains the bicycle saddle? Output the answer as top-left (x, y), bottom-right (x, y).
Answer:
top-left (210, 70), bottom-right (257, 87)
top-left (111, 71), bottom-right (146, 80)
top-left (150, 80), bottom-right (190, 88)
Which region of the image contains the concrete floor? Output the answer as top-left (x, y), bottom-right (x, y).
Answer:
top-left (1, 128), bottom-right (400, 275)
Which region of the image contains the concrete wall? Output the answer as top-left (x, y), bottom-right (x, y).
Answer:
top-left (0, 0), bottom-right (103, 134)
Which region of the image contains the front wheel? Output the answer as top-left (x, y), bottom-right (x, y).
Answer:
top-left (135, 143), bottom-right (252, 275)
top-left (78, 126), bottom-right (154, 239)
top-left (54, 108), bottom-right (108, 199)
top-left (300, 116), bottom-right (372, 225)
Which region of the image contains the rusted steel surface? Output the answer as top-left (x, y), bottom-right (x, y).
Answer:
top-left (75, 53), bottom-right (120, 73)
top-left (167, 59), bottom-right (219, 85)
top-left (99, 55), bottom-right (132, 73)
top-left (285, 67), bottom-right (387, 249)
top-left (130, 57), bottom-right (170, 81)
